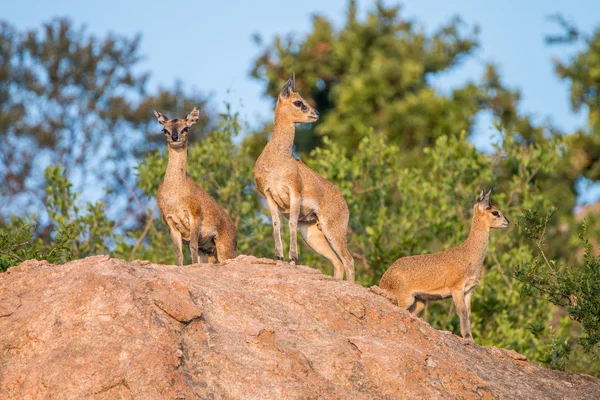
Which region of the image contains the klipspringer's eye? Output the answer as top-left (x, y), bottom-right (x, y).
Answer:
top-left (491, 211), bottom-right (500, 217)
top-left (293, 100), bottom-right (303, 107)
top-left (162, 129), bottom-right (169, 134)
top-left (182, 127), bottom-right (188, 133)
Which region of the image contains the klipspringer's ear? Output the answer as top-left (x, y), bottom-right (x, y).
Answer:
top-left (154, 110), bottom-right (168, 125)
top-left (476, 189), bottom-right (485, 203)
top-left (279, 75), bottom-right (295, 99)
top-left (184, 107), bottom-right (200, 127)
top-left (476, 189), bottom-right (492, 209)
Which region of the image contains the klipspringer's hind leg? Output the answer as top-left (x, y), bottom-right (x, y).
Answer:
top-left (318, 219), bottom-right (355, 283)
top-left (409, 298), bottom-right (427, 315)
top-left (189, 220), bottom-right (200, 264)
top-left (215, 237), bottom-right (236, 263)
top-left (396, 293), bottom-right (416, 310)
top-left (298, 221), bottom-right (344, 279)
top-left (199, 252), bottom-right (209, 264)
top-left (328, 235), bottom-right (355, 283)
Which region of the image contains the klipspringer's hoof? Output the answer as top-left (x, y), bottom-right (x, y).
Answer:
top-left (275, 256), bottom-right (284, 265)
top-left (290, 258), bottom-right (298, 266)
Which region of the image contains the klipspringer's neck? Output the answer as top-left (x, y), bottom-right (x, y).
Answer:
top-left (462, 212), bottom-right (490, 265)
top-left (267, 114), bottom-right (296, 154)
top-left (165, 146), bottom-right (188, 182)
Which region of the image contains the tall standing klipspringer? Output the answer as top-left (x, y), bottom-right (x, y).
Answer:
top-left (154, 107), bottom-right (237, 265)
top-left (254, 76), bottom-right (355, 282)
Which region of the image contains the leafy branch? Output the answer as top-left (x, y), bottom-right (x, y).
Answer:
top-left (516, 209), bottom-right (600, 351)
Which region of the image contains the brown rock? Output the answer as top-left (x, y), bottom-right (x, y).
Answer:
top-left (0, 255), bottom-right (598, 399)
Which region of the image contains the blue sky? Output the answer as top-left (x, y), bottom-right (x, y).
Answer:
top-left (4, 0), bottom-right (600, 202)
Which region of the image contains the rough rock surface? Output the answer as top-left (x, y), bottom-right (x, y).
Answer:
top-left (0, 255), bottom-right (598, 399)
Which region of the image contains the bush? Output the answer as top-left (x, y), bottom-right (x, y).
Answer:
top-left (516, 211), bottom-right (600, 353)
top-left (0, 165), bottom-right (113, 270)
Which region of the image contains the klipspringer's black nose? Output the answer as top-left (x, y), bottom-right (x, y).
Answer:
top-left (314, 109), bottom-right (320, 116)
top-left (171, 131), bottom-right (179, 141)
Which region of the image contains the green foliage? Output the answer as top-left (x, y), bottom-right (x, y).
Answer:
top-left (304, 131), bottom-right (564, 282)
top-left (0, 221), bottom-right (39, 270)
top-left (43, 165), bottom-right (114, 259)
top-left (0, 219), bottom-right (77, 271)
top-left (516, 212), bottom-right (600, 352)
top-left (0, 164), bottom-right (113, 270)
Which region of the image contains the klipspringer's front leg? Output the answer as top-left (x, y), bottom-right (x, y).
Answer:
top-left (265, 193), bottom-right (284, 261)
top-left (452, 290), bottom-right (474, 343)
top-left (288, 191), bottom-right (301, 265)
top-left (465, 289), bottom-right (474, 322)
top-left (167, 218), bottom-right (184, 266)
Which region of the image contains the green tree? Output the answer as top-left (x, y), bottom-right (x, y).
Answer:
top-left (516, 210), bottom-right (600, 353)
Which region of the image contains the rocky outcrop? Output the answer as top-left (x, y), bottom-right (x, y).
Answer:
top-left (0, 255), bottom-right (598, 399)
